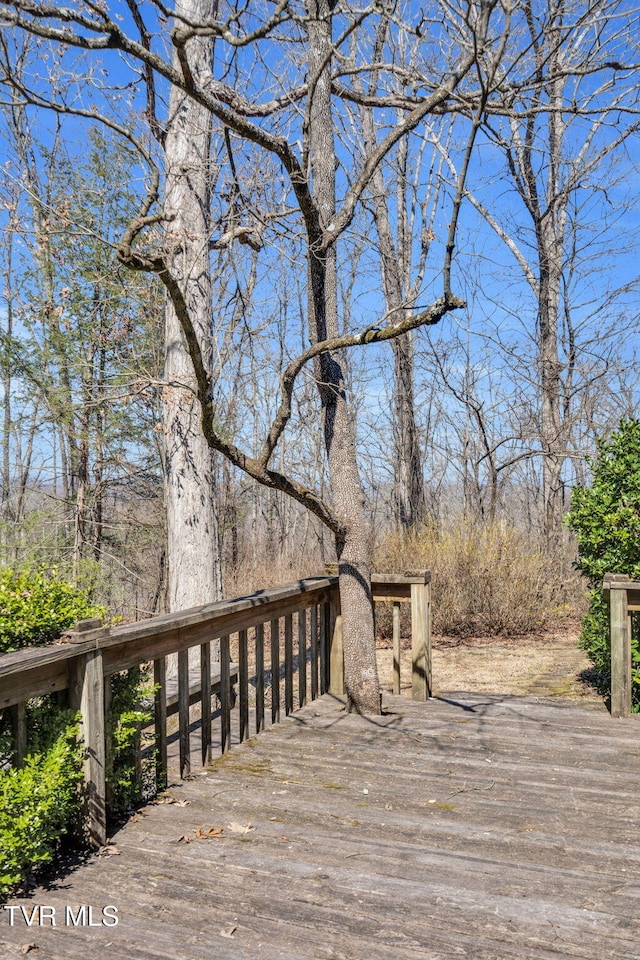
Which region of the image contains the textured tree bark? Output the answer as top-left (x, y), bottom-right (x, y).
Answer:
top-left (392, 333), bottom-right (425, 528)
top-left (537, 43), bottom-right (568, 551)
top-left (365, 135), bottom-right (424, 527)
top-left (163, 0), bottom-right (222, 614)
top-left (307, 0), bottom-right (381, 714)
top-left (538, 244), bottom-right (566, 548)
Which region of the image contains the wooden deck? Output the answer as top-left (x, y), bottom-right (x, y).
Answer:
top-left (2, 692), bottom-right (639, 960)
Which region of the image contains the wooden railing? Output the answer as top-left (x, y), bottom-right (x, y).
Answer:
top-left (603, 573), bottom-right (640, 717)
top-left (0, 571), bottom-right (430, 847)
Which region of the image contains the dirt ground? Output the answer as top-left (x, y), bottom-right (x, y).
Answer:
top-left (376, 621), bottom-right (603, 702)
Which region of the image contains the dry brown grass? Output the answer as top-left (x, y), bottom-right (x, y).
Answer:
top-left (224, 554), bottom-right (321, 598)
top-left (375, 518), bottom-right (585, 638)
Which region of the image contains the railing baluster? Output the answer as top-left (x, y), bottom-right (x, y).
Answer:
top-left (310, 604), bottom-right (318, 701)
top-left (284, 614), bottom-right (293, 715)
top-left (220, 635), bottom-right (231, 753)
top-left (255, 623), bottom-right (265, 733)
top-left (178, 648), bottom-right (190, 777)
top-left (154, 657), bottom-right (168, 790)
top-left (239, 629), bottom-right (249, 741)
top-left (298, 610), bottom-right (307, 708)
top-left (271, 618), bottom-right (280, 724)
top-left (200, 641), bottom-right (212, 766)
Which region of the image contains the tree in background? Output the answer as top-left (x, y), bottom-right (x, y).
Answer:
top-left (0, 106), bottom-right (164, 612)
top-left (467, 0), bottom-right (640, 546)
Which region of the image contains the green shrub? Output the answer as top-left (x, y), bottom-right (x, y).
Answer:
top-left (0, 719), bottom-right (82, 896)
top-left (0, 567), bottom-right (104, 653)
top-left (565, 418), bottom-right (640, 709)
top-left (107, 668), bottom-right (155, 819)
top-left (0, 568), bottom-right (155, 893)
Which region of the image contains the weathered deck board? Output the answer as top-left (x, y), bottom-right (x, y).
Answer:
top-left (2, 692), bottom-right (639, 960)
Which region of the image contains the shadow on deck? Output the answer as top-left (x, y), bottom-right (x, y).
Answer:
top-left (2, 692), bottom-right (639, 960)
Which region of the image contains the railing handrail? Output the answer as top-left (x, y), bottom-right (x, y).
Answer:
top-left (0, 576), bottom-right (337, 706)
top-left (0, 571), bottom-right (433, 695)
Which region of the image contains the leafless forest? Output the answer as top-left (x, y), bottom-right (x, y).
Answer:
top-left (1, 0), bottom-right (639, 708)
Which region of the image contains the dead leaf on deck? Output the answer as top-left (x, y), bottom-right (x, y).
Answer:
top-left (227, 822), bottom-right (255, 835)
top-left (176, 835), bottom-right (192, 843)
top-left (21, 945), bottom-right (38, 955)
top-left (97, 844), bottom-right (120, 857)
top-left (195, 826), bottom-right (224, 839)
top-left (220, 925), bottom-right (237, 939)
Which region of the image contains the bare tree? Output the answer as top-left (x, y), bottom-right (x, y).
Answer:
top-left (466, 0), bottom-right (640, 544)
top-left (0, 0), bottom-right (512, 711)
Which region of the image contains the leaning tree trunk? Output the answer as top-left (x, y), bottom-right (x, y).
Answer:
top-left (163, 0), bottom-right (222, 613)
top-left (307, 1), bottom-right (380, 714)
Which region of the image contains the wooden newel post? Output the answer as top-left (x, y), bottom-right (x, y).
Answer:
top-left (605, 576), bottom-right (632, 719)
top-left (328, 586), bottom-right (344, 696)
top-left (392, 603), bottom-right (401, 696)
top-left (410, 572), bottom-right (432, 702)
top-left (67, 619), bottom-right (109, 848)
top-left (9, 701), bottom-right (27, 768)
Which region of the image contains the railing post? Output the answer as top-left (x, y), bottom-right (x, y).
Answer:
top-left (329, 586), bottom-right (344, 696)
top-left (270, 619), bottom-right (281, 722)
top-left (67, 619), bottom-right (109, 848)
top-left (410, 572), bottom-right (432, 701)
top-left (392, 603), bottom-right (401, 696)
top-left (606, 577), bottom-right (632, 718)
top-left (9, 701), bottom-right (27, 768)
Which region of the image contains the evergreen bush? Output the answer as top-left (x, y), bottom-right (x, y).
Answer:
top-left (0, 714), bottom-right (82, 896)
top-left (0, 567), bottom-right (104, 653)
top-left (565, 418), bottom-right (640, 709)
top-left (0, 567), bottom-right (151, 896)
